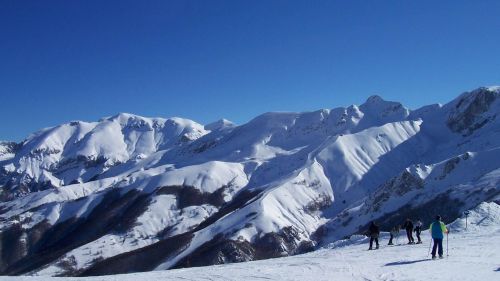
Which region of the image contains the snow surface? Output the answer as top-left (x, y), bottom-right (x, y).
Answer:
top-left (0, 202), bottom-right (498, 281)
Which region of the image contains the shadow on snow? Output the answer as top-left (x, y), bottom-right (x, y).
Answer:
top-left (384, 259), bottom-right (430, 266)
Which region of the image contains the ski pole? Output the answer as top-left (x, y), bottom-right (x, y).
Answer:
top-left (427, 238), bottom-right (432, 257)
top-left (446, 232), bottom-right (449, 257)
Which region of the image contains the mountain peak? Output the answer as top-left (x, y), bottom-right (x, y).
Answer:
top-left (365, 95), bottom-right (385, 104)
top-left (205, 118), bottom-right (235, 131)
top-left (485, 86), bottom-right (500, 93)
top-left (105, 112), bottom-right (151, 123)
top-left (446, 86), bottom-right (499, 135)
top-left (452, 86), bottom-right (500, 109)
top-left (358, 94), bottom-right (409, 122)
top-left (111, 112), bottom-right (136, 119)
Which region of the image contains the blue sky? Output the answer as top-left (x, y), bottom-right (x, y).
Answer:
top-left (1, 0), bottom-right (499, 141)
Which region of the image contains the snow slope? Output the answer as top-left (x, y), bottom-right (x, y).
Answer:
top-left (0, 202), bottom-right (498, 281)
top-left (0, 86), bottom-right (499, 276)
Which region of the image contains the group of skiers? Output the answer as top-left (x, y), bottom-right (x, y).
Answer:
top-left (367, 215), bottom-right (449, 259)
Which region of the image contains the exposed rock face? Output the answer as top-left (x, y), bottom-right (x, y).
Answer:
top-left (0, 188), bottom-right (154, 275)
top-left (447, 87), bottom-right (498, 135)
top-left (0, 142), bottom-right (20, 157)
top-left (173, 226), bottom-right (314, 269)
top-left (370, 170), bottom-right (424, 212)
top-left (78, 233), bottom-right (194, 276)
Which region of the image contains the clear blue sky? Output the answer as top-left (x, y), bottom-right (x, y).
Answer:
top-left (1, 0), bottom-right (499, 141)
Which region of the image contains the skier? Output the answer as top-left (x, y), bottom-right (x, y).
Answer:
top-left (388, 226), bottom-right (399, 245)
top-left (368, 221), bottom-right (380, 250)
top-left (414, 218), bottom-right (423, 244)
top-left (402, 218), bottom-right (415, 244)
top-left (394, 225), bottom-right (401, 244)
top-left (430, 215), bottom-right (449, 259)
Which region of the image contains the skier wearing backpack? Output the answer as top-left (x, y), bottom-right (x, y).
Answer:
top-left (430, 215), bottom-right (449, 259)
top-left (414, 218), bottom-right (423, 244)
top-left (368, 221), bottom-right (380, 250)
top-left (402, 218), bottom-right (415, 244)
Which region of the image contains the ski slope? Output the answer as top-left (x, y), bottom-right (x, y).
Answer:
top-left (0, 202), bottom-right (498, 281)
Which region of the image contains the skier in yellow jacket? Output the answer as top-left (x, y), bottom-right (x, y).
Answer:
top-left (430, 215), bottom-right (448, 259)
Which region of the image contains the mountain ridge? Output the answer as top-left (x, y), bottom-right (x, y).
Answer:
top-left (0, 86), bottom-right (499, 276)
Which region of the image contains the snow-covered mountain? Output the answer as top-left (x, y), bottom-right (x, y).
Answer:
top-left (0, 114), bottom-right (207, 200)
top-left (0, 87), bottom-right (499, 276)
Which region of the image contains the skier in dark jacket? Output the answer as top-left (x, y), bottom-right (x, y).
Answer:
top-left (403, 218), bottom-right (415, 244)
top-left (368, 221), bottom-right (380, 250)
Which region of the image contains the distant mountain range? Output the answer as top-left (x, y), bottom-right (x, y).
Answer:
top-left (1, 86), bottom-right (499, 276)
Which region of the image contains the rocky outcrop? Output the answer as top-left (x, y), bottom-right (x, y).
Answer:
top-left (369, 170), bottom-right (424, 212)
top-left (447, 87), bottom-right (498, 136)
top-left (0, 142), bottom-right (20, 157)
top-left (0, 189), bottom-right (153, 275)
top-left (172, 226), bottom-right (314, 270)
